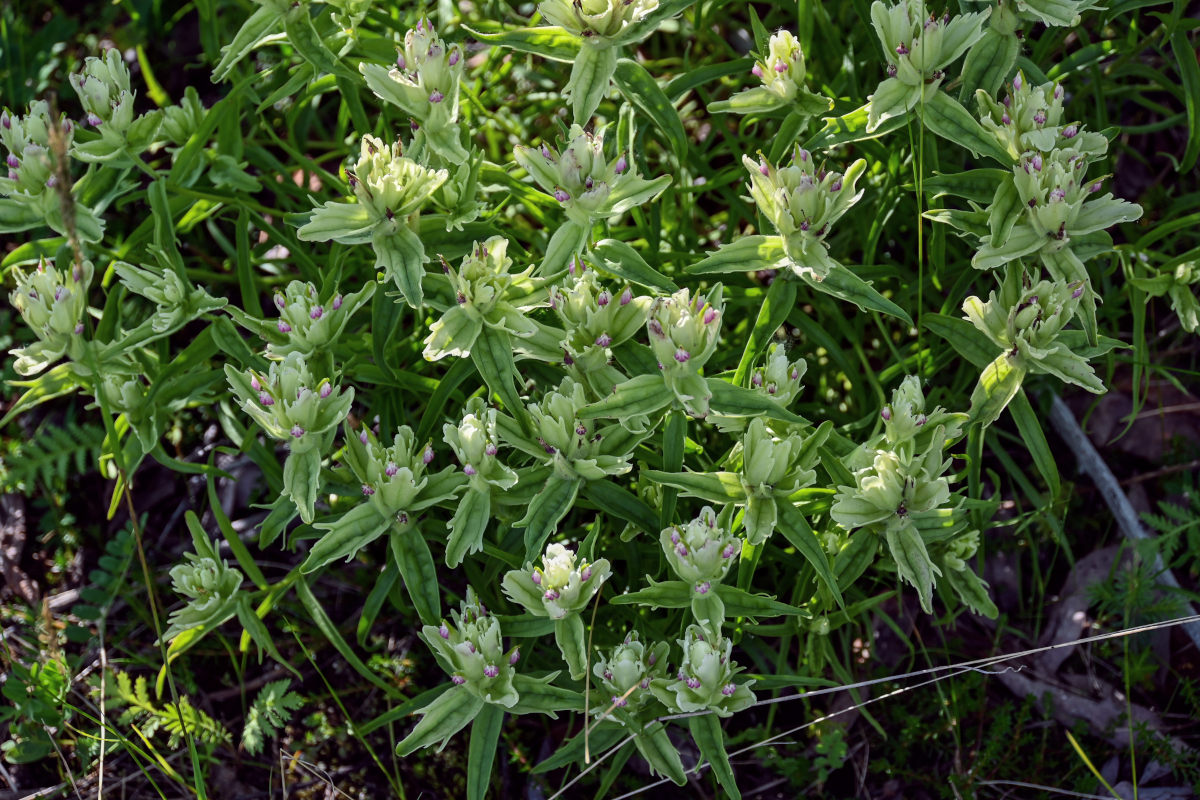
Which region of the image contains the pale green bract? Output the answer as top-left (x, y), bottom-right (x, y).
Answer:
top-left (647, 286), bottom-right (723, 418)
top-left (660, 506), bottom-right (741, 590)
top-left (162, 552), bottom-right (243, 642)
top-left (650, 624), bottom-right (756, 717)
top-left (423, 588), bottom-right (520, 707)
top-left (502, 542), bottom-right (611, 620)
top-left (709, 29), bottom-right (833, 116)
top-left (7, 258), bottom-right (92, 376)
top-left (591, 631), bottom-right (669, 721)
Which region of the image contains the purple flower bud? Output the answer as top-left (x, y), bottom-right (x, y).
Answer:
top-left (463, 464), bottom-right (477, 476)
top-left (485, 443), bottom-right (498, 456)
top-left (641, 678), bottom-right (650, 689)
top-left (45, 175), bottom-right (56, 188)
top-left (531, 572), bottom-right (542, 585)
top-left (259, 392), bottom-right (273, 406)
top-left (648, 653), bottom-right (657, 666)
top-left (543, 589), bottom-right (560, 601)
top-left (576, 424), bottom-right (587, 436)
top-left (451, 675), bottom-right (466, 685)
top-left (1054, 83), bottom-right (1064, 100)
top-left (385, 461), bottom-right (398, 477)
top-left (250, 375), bottom-right (261, 391)
top-left (896, 43), bottom-right (909, 55)
top-left (1013, 73), bottom-right (1023, 91)
top-left (1001, 112), bottom-right (1011, 126)
top-left (581, 566), bottom-right (592, 581)
top-left (449, 49), bottom-right (460, 66)
top-left (509, 649), bottom-right (520, 665)
top-left (1050, 188), bottom-right (1065, 201)
top-left (915, 414), bottom-right (927, 427)
top-left (362, 484), bottom-right (375, 496)
top-left (483, 664), bottom-right (499, 678)
top-left (1031, 154), bottom-right (1043, 172)
top-left (752, 372), bottom-right (763, 387)
top-left (800, 220), bottom-right (810, 232)
top-left (886, 64), bottom-right (897, 77)
top-left (275, 293), bottom-right (286, 310)
top-left (585, 176), bottom-right (594, 190)
top-left (320, 383), bottom-right (333, 399)
top-left (759, 161), bottom-right (769, 176)
top-left (686, 677), bottom-right (701, 689)
top-left (439, 624), bottom-right (450, 639)
top-left (360, 430), bottom-right (369, 444)
top-left (751, 64), bottom-right (763, 78)
top-left (612, 695), bottom-right (628, 707)
top-left (674, 348), bottom-right (690, 363)
top-left (676, 544), bottom-right (688, 557)
top-left (334, 294), bottom-right (346, 312)
top-left (53, 286), bottom-right (64, 301)
top-left (597, 290), bottom-right (611, 306)
top-left (696, 581), bottom-right (710, 594)
top-left (774, 61), bottom-right (787, 73)
top-left (620, 288), bottom-right (632, 305)
top-left (1034, 110), bottom-right (1046, 125)
top-left (1072, 285), bottom-right (1084, 299)
top-left (554, 188), bottom-right (570, 202)
top-left (5, 154), bottom-right (17, 169)
top-left (278, 321), bottom-right (292, 333)
top-left (722, 543), bottom-right (736, 559)
top-left (677, 669), bottom-right (686, 681)
top-left (0, 112), bottom-right (8, 129)
top-left (1089, 181), bottom-right (1102, 193)
top-left (790, 367), bottom-right (800, 381)
top-left (466, 641), bottom-right (476, 653)
top-left (595, 333), bottom-right (612, 347)
top-left (423, 446), bottom-right (434, 464)
top-left (722, 683), bottom-right (737, 696)
top-left (648, 319), bottom-right (664, 337)
top-left (881, 407), bottom-right (892, 420)
top-left (541, 143), bottom-right (552, 159)
top-left (310, 306), bottom-right (324, 320)
top-left (615, 154), bottom-right (628, 174)
top-left (830, 178), bottom-right (843, 192)
top-left (429, 90), bottom-right (444, 103)
top-left (396, 54), bottom-right (406, 69)
top-left (410, 120), bottom-right (419, 132)
top-left (291, 425), bottom-right (304, 438)
top-left (670, 530), bottom-right (680, 544)
top-left (86, 112), bottom-right (103, 127)
top-left (767, 384), bottom-right (777, 394)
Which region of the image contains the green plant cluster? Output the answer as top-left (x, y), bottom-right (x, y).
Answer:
top-left (0, 0), bottom-right (1193, 795)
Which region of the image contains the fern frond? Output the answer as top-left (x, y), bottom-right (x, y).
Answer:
top-left (241, 679), bottom-right (304, 755)
top-left (1, 419), bottom-right (106, 493)
top-left (108, 670), bottom-right (230, 749)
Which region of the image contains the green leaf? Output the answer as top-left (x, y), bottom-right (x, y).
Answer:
top-left (467, 704), bottom-right (505, 800)
top-left (706, 378), bottom-right (808, 424)
top-left (508, 673), bottom-right (584, 716)
top-left (519, 474), bottom-right (581, 559)
top-left (715, 584), bottom-right (808, 617)
top-left (540, 221), bottom-right (588, 274)
top-left (920, 91), bottom-right (1014, 165)
top-left (1008, 389), bottom-right (1060, 497)
top-left (473, 327), bottom-right (525, 420)
top-left (686, 235), bottom-right (786, 275)
top-left (282, 448), bottom-right (323, 524)
top-left (374, 227), bottom-right (426, 308)
top-left (282, 6), bottom-right (357, 81)
top-left (463, 24), bottom-right (581, 62)
top-left (579, 374), bottom-right (673, 420)
top-left (294, 577), bottom-right (395, 694)
top-left (1171, 28), bottom-right (1200, 172)
top-left (609, 578), bottom-right (691, 608)
top-left (688, 715), bottom-right (740, 799)
top-left (959, 27), bottom-right (1019, 100)
top-left (634, 723), bottom-right (688, 786)
top-left (212, 6), bottom-right (279, 81)
top-left (581, 480), bottom-right (660, 535)
top-left (943, 565), bottom-right (999, 618)
top-left (390, 530), bottom-right (442, 626)
top-left (446, 489), bottom-right (491, 568)
top-left (776, 502), bottom-right (843, 607)
top-left (553, 615), bottom-right (588, 680)
top-left (301, 504), bottom-right (391, 573)
top-left (885, 518), bottom-right (940, 614)
top-left (236, 598), bottom-right (300, 678)
top-left (589, 239), bottom-right (678, 292)
top-left (734, 279), bottom-right (798, 385)
top-left (642, 470), bottom-right (748, 503)
top-left (921, 169), bottom-right (1013, 204)
top-left (613, 58), bottom-right (688, 161)
top-left (569, 43), bottom-right (618, 123)
top-left (396, 686), bottom-right (484, 756)
top-left (968, 353), bottom-right (1027, 428)
top-left (800, 265), bottom-right (913, 324)
top-left (922, 313), bottom-right (996, 369)
top-left (0, 364), bottom-right (80, 428)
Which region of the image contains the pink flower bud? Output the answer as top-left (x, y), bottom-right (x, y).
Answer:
top-left (1034, 110), bottom-right (1046, 125)
top-left (1001, 112), bottom-right (1011, 126)
top-left (1071, 285), bottom-right (1084, 299)
top-left (5, 154), bottom-right (17, 169)
top-left (429, 90), bottom-right (444, 103)
top-left (686, 677), bottom-right (701, 689)
top-left (259, 392), bottom-right (273, 406)
top-left (581, 566), bottom-right (592, 581)
top-left (887, 64), bottom-right (897, 77)
top-left (250, 376), bottom-right (261, 391)
top-left (595, 333), bottom-right (612, 347)
top-left (463, 464), bottom-right (477, 476)
top-left (1062, 124), bottom-right (1078, 139)
top-left (722, 543), bottom-right (736, 559)
top-left (881, 407), bottom-right (891, 420)
top-left (319, 383), bottom-right (332, 398)
top-left (648, 319), bottom-right (664, 337)
top-left (1013, 73), bottom-right (1023, 91)
top-left (396, 54), bottom-right (406, 69)
top-left (385, 461), bottom-right (398, 477)
top-left (439, 624), bottom-right (450, 639)
top-left (620, 288), bottom-right (632, 305)
top-left (449, 49), bottom-right (460, 66)
top-left (310, 306), bottom-right (324, 320)
top-left (362, 484), bottom-right (375, 496)
top-left (291, 425), bottom-right (304, 438)
top-left (612, 695), bottom-right (628, 707)
top-left (696, 581), bottom-right (710, 594)
top-left (360, 430), bottom-right (369, 444)
top-left (531, 572), bottom-right (542, 585)
top-left (597, 290), bottom-right (611, 306)
top-left (1031, 154), bottom-right (1043, 171)
top-left (485, 443), bottom-right (498, 456)
top-left (722, 683), bottom-right (737, 696)
top-left (86, 112), bottom-right (102, 127)
top-left (676, 544), bottom-right (688, 557)
top-left (896, 43), bottom-right (909, 55)
top-left (451, 675), bottom-right (466, 685)
top-left (275, 294), bottom-right (286, 310)
top-left (509, 649), bottom-right (520, 665)
top-left (774, 61), bottom-right (787, 73)
top-left (483, 665), bottom-right (499, 678)
top-left (615, 154), bottom-right (628, 174)
top-left (674, 348), bottom-right (690, 363)
top-left (751, 64), bottom-right (763, 78)
top-left (554, 188), bottom-right (570, 202)
top-left (759, 162), bottom-right (769, 176)
top-left (278, 321), bottom-right (292, 333)
top-left (543, 589), bottom-right (560, 601)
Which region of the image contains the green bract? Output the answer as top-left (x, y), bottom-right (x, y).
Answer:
top-left (551, 267), bottom-right (650, 392)
top-left (69, 49), bottom-right (162, 164)
top-left (867, 0), bottom-right (986, 131)
top-left (297, 134), bottom-right (448, 308)
top-left (709, 30), bottom-right (832, 116)
top-left (661, 506), bottom-right (741, 590)
top-left (710, 343), bottom-right (807, 433)
top-left (7, 258), bottom-right (92, 376)
top-left (360, 20), bottom-right (467, 162)
top-left (259, 280), bottom-right (374, 357)
top-left (502, 542), bottom-right (611, 620)
top-left (744, 147), bottom-right (867, 280)
top-left (423, 236), bottom-right (546, 360)
top-left (525, 376), bottom-right (638, 480)
top-left (424, 588), bottom-right (520, 707)
top-left (591, 630), bottom-right (669, 721)
top-left (162, 551), bottom-right (243, 642)
top-left (977, 73), bottom-right (1107, 161)
top-left (647, 285), bottom-right (723, 418)
top-left (650, 624), bottom-right (756, 717)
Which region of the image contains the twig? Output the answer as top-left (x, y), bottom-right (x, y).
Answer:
top-left (1047, 393), bottom-right (1200, 651)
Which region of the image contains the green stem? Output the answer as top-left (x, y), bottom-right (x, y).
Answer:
top-left (661, 408), bottom-right (686, 528)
